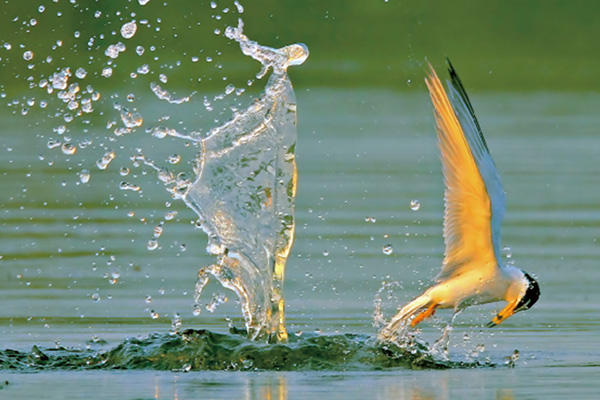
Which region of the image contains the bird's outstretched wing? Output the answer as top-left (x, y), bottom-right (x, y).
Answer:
top-left (425, 60), bottom-right (506, 282)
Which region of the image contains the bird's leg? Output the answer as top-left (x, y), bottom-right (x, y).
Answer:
top-left (411, 302), bottom-right (438, 327)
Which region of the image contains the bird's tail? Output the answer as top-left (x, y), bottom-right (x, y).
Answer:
top-left (377, 293), bottom-right (433, 342)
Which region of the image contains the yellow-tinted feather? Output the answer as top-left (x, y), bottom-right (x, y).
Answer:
top-left (425, 64), bottom-right (497, 281)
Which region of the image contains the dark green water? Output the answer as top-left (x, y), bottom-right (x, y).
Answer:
top-left (1, 330), bottom-right (476, 371)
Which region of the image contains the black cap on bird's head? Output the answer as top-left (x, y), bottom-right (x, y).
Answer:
top-left (487, 271), bottom-right (540, 327)
top-left (514, 272), bottom-right (540, 313)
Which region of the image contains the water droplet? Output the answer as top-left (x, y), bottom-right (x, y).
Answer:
top-left (206, 293), bottom-right (227, 313)
top-left (51, 68), bottom-right (70, 90)
top-left (164, 211), bottom-right (178, 221)
top-left (80, 98), bottom-right (93, 113)
top-left (91, 293), bottom-right (101, 302)
top-left (144, 295), bottom-right (152, 304)
top-left (410, 199), bottom-right (421, 211)
top-left (506, 349), bottom-right (520, 367)
top-left (120, 21), bottom-right (137, 39)
top-left (105, 43), bottom-right (125, 59)
top-left (138, 0), bottom-right (151, 5)
top-left (152, 127), bottom-right (172, 139)
top-left (382, 244), bottom-right (393, 255)
top-left (234, 0), bottom-right (244, 13)
top-left (119, 181), bottom-right (141, 192)
top-left (210, 1), bottom-right (217, 9)
top-left (136, 46), bottom-right (145, 56)
top-left (101, 67), bottom-right (113, 78)
top-left (170, 312), bottom-right (182, 333)
top-left (135, 65), bottom-right (149, 76)
top-left (47, 140), bottom-right (61, 149)
top-left (159, 74), bottom-right (167, 84)
top-left (322, 250), bottom-right (329, 256)
top-left (167, 154), bottom-right (181, 164)
top-left (153, 224), bottom-right (163, 238)
top-left (79, 169), bottom-right (90, 183)
top-left (149, 310), bottom-right (159, 319)
top-left (96, 150), bottom-right (115, 170)
top-left (120, 109), bottom-right (143, 128)
top-left (61, 143), bottom-right (77, 155)
top-left (38, 5), bottom-right (45, 12)
top-left (23, 50), bottom-right (34, 61)
top-left (192, 304), bottom-right (202, 316)
top-left (157, 168), bottom-right (174, 183)
top-left (75, 67), bottom-right (87, 79)
top-left (365, 216), bottom-right (376, 223)
top-left (147, 238), bottom-right (158, 250)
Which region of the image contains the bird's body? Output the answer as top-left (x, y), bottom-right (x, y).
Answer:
top-left (378, 61), bottom-right (539, 341)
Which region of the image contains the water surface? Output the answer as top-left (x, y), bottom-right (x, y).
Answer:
top-left (1, 89), bottom-right (600, 397)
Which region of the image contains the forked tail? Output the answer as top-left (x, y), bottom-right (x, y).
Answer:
top-left (377, 294), bottom-right (434, 342)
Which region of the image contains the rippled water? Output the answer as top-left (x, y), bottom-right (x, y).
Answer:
top-left (2, 88), bottom-right (600, 398)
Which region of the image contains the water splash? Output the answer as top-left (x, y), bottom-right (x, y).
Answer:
top-left (0, 330), bottom-right (485, 372)
top-left (374, 282), bottom-right (472, 362)
top-left (225, 19), bottom-right (309, 80)
top-left (150, 82), bottom-right (194, 104)
top-left (173, 20), bottom-right (309, 342)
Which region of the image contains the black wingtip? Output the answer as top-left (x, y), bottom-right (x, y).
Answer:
top-left (445, 58), bottom-right (464, 92)
top-left (446, 57), bottom-right (460, 80)
top-left (443, 58), bottom-right (489, 152)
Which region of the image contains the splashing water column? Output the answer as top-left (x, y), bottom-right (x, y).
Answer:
top-left (182, 21), bottom-right (308, 342)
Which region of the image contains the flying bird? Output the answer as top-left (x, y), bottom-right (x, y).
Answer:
top-left (379, 60), bottom-right (540, 340)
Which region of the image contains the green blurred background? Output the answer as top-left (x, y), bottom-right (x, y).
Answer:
top-left (1, 0), bottom-right (598, 94)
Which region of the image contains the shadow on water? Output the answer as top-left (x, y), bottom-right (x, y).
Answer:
top-left (0, 329), bottom-right (490, 371)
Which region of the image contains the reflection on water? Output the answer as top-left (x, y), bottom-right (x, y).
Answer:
top-left (16, 367), bottom-right (600, 400)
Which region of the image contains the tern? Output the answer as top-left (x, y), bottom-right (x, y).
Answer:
top-left (379, 60), bottom-right (540, 340)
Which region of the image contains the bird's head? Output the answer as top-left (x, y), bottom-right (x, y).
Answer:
top-left (487, 272), bottom-right (540, 327)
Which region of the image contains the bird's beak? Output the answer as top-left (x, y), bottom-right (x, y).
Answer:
top-left (486, 298), bottom-right (519, 328)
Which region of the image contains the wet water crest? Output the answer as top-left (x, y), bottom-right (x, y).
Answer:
top-left (185, 21), bottom-right (308, 342)
top-left (0, 329), bottom-right (483, 372)
top-left (130, 19), bottom-right (308, 342)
